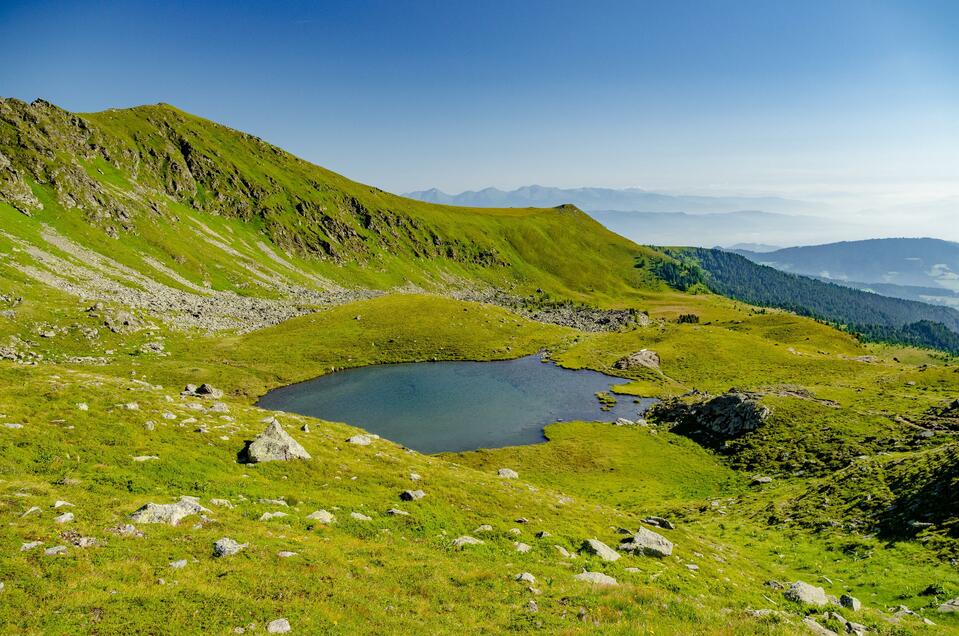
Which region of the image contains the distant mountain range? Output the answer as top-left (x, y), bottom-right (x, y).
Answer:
top-left (405, 185), bottom-right (824, 215)
top-left (733, 238), bottom-right (959, 308)
top-left (404, 186), bottom-right (880, 247)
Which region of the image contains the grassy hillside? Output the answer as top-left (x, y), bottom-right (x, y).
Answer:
top-left (0, 98), bottom-right (957, 634)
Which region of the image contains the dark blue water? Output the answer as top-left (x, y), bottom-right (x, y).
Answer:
top-left (257, 355), bottom-right (656, 453)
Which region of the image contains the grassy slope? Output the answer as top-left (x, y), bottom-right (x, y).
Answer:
top-left (0, 99), bottom-right (957, 634)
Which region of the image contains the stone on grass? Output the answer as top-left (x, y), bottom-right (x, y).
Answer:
top-left (132, 455), bottom-right (159, 462)
top-left (347, 434), bottom-right (372, 446)
top-left (840, 594), bottom-right (862, 611)
top-left (410, 473), bottom-right (421, 481)
top-left (554, 545), bottom-right (575, 559)
top-left (170, 559), bottom-right (188, 569)
top-left (515, 542), bottom-right (532, 553)
top-left (44, 545), bottom-right (68, 556)
top-left (497, 468), bottom-right (519, 479)
top-left (581, 538), bottom-right (620, 562)
top-left (259, 511), bottom-right (288, 521)
top-left (515, 572), bottom-right (536, 583)
top-left (451, 536), bottom-right (484, 548)
top-left (641, 516), bottom-right (675, 530)
top-left (210, 498), bottom-right (234, 509)
top-left (386, 508), bottom-right (409, 516)
top-left (939, 598), bottom-right (959, 613)
top-left (474, 524), bottom-right (493, 533)
top-left (107, 523), bottom-right (143, 537)
top-left (752, 475), bottom-right (773, 485)
top-left (267, 618), bottom-right (291, 633)
top-left (277, 551), bottom-right (298, 558)
top-left (350, 512), bottom-right (372, 521)
top-left (53, 500), bottom-right (74, 509)
top-left (213, 538), bottom-right (247, 557)
top-left (20, 541), bottom-right (43, 551)
top-left (574, 571), bottom-right (618, 586)
top-left (306, 510), bottom-right (335, 523)
top-left (130, 496), bottom-right (211, 526)
top-left (400, 489), bottom-right (425, 501)
top-left (784, 581), bottom-right (829, 607)
top-left (802, 617), bottom-right (838, 636)
top-left (241, 421), bottom-right (311, 463)
top-left (54, 512), bottom-right (74, 524)
top-left (619, 526), bottom-right (673, 558)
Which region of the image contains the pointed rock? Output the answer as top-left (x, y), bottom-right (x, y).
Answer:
top-left (581, 538), bottom-right (620, 562)
top-left (241, 421), bottom-right (311, 463)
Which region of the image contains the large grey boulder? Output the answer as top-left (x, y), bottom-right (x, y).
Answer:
top-left (240, 421), bottom-right (311, 463)
top-left (580, 538), bottom-right (620, 562)
top-left (498, 468), bottom-right (519, 479)
top-left (619, 526), bottom-right (673, 557)
top-left (784, 581), bottom-right (829, 606)
top-left (939, 598), bottom-right (959, 613)
top-left (130, 496), bottom-right (211, 526)
top-left (451, 536), bottom-right (484, 548)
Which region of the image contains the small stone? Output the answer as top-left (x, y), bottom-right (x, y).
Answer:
top-left (210, 499), bottom-right (234, 509)
top-left (277, 551), bottom-right (298, 558)
top-left (20, 541), bottom-right (43, 551)
top-left (266, 618), bottom-right (291, 633)
top-left (347, 434), bottom-right (372, 446)
top-left (44, 546), bottom-right (68, 556)
top-left (132, 455), bottom-right (159, 462)
top-left (515, 542), bottom-right (532, 553)
top-left (76, 403), bottom-right (88, 411)
top-left (131, 496), bottom-right (211, 526)
top-left (535, 530), bottom-right (551, 538)
top-left (515, 572), bottom-right (536, 583)
top-left (752, 475), bottom-right (773, 485)
top-left (641, 516), bottom-right (675, 530)
top-left (400, 490), bottom-right (425, 501)
top-left (54, 512), bottom-right (74, 524)
top-left (474, 524), bottom-right (494, 533)
top-left (386, 508), bottom-right (409, 516)
top-left (350, 512), bottom-right (372, 521)
top-left (259, 511), bottom-right (288, 521)
top-left (53, 500), bottom-right (74, 509)
top-left (170, 559), bottom-right (188, 569)
top-left (497, 468), bottom-right (519, 479)
top-left (686, 563), bottom-right (700, 571)
top-left (410, 473), bottom-right (421, 481)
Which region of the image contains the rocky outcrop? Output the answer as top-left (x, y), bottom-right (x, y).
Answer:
top-left (648, 391), bottom-right (770, 448)
top-left (239, 421), bottom-right (311, 463)
top-left (613, 349), bottom-right (660, 371)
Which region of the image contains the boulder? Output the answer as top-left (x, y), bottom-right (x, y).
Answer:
top-left (648, 391), bottom-right (770, 448)
top-left (515, 572), bottom-right (536, 583)
top-left (619, 526), bottom-right (673, 557)
top-left (801, 618), bottom-right (838, 636)
top-left (267, 618), bottom-right (291, 634)
top-left (784, 581), bottom-right (829, 606)
top-left (399, 489), bottom-right (425, 501)
top-left (240, 421), bottom-right (311, 463)
top-left (306, 510), bottom-right (335, 524)
top-left (213, 538), bottom-right (247, 557)
top-left (350, 512), bottom-right (372, 521)
top-left (386, 508), bottom-right (409, 516)
top-left (183, 383), bottom-right (224, 399)
top-left (613, 349), bottom-right (660, 371)
top-left (939, 598), bottom-right (959, 613)
top-left (580, 538), bottom-right (620, 562)
top-left (515, 542), bottom-right (532, 553)
top-left (451, 536), bottom-right (484, 548)
top-left (347, 434), bottom-right (372, 446)
top-left (574, 571), bottom-right (618, 586)
top-left (840, 594), bottom-right (862, 611)
top-left (130, 496), bottom-right (211, 526)
top-left (497, 468), bottom-right (519, 479)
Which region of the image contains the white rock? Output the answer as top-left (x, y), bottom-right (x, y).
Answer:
top-left (574, 571), bottom-right (618, 586)
top-left (132, 455), bottom-right (159, 462)
top-left (259, 511), bottom-right (289, 521)
top-left (170, 559), bottom-right (188, 569)
top-left (44, 546), bottom-right (68, 556)
top-left (515, 572), bottom-right (536, 583)
top-left (350, 512), bottom-right (372, 521)
top-left (277, 551), bottom-right (298, 558)
top-left (20, 541), bottom-right (43, 551)
top-left (53, 500), bottom-right (74, 508)
top-left (267, 618), bottom-right (291, 633)
top-left (451, 536), bottom-right (484, 548)
top-left (498, 468), bottom-right (519, 479)
top-left (213, 538), bottom-right (247, 557)
top-left (54, 512), bottom-right (74, 524)
top-left (784, 581), bottom-right (829, 606)
top-left (130, 496), bottom-right (211, 526)
top-left (306, 510), bottom-right (335, 524)
top-left (347, 434), bottom-right (372, 446)
top-left (619, 526), bottom-right (673, 558)
top-left (515, 542), bottom-right (532, 553)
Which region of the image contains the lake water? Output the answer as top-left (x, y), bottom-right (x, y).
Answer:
top-left (257, 355), bottom-right (656, 453)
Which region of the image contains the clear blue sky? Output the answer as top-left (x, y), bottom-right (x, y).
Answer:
top-left (1, 0), bottom-right (957, 205)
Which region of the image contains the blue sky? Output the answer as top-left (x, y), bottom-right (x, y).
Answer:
top-left (2, 0), bottom-right (957, 215)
